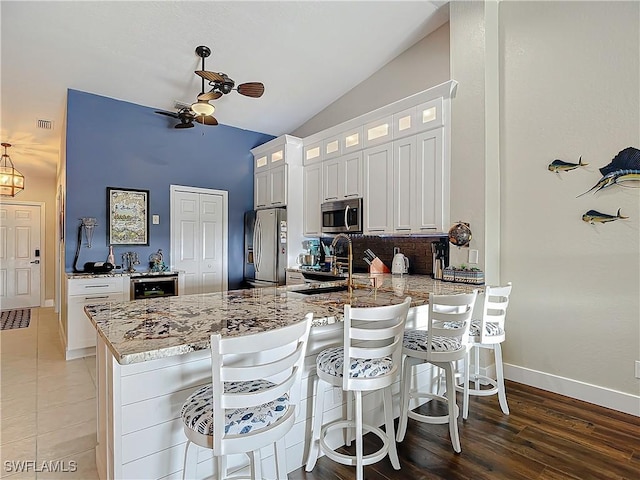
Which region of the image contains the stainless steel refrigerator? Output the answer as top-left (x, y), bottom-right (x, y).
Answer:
top-left (244, 208), bottom-right (287, 287)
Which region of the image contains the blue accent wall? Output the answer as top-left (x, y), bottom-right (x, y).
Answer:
top-left (65, 89), bottom-right (274, 289)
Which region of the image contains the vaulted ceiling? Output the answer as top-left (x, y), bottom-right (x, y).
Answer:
top-left (1, 1), bottom-right (448, 178)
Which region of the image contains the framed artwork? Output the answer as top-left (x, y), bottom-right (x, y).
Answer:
top-left (107, 187), bottom-right (149, 245)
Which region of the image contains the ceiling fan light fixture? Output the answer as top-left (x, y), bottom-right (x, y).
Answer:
top-left (0, 143), bottom-right (25, 197)
top-left (190, 101), bottom-right (215, 116)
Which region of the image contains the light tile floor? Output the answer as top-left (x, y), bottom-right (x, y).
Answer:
top-left (1, 307), bottom-right (99, 479)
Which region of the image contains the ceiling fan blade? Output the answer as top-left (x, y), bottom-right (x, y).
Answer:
top-left (175, 122), bottom-right (194, 129)
top-left (237, 82), bottom-right (265, 98)
top-left (195, 70), bottom-right (225, 83)
top-left (194, 115), bottom-right (218, 126)
top-left (198, 90), bottom-right (223, 101)
top-left (155, 110), bottom-right (180, 119)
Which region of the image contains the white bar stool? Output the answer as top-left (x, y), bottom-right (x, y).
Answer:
top-left (456, 283), bottom-right (512, 419)
top-left (180, 315), bottom-right (312, 480)
top-left (305, 298), bottom-right (411, 480)
top-left (396, 291), bottom-right (478, 453)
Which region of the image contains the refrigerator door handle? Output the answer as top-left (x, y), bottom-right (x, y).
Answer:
top-left (344, 205), bottom-right (351, 231)
top-left (255, 218), bottom-right (262, 272)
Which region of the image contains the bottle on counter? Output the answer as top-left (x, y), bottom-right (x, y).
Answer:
top-left (107, 245), bottom-right (115, 266)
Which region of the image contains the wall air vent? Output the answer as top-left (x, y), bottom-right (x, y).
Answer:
top-left (36, 119), bottom-right (54, 130)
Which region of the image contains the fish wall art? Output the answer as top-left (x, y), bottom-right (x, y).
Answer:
top-left (578, 147), bottom-right (640, 196)
top-left (581, 208), bottom-right (628, 225)
top-left (548, 156), bottom-right (588, 173)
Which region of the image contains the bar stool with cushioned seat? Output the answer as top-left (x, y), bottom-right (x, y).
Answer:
top-left (305, 298), bottom-right (411, 480)
top-left (396, 291), bottom-right (477, 454)
top-left (456, 283), bottom-right (512, 419)
top-left (180, 314), bottom-right (313, 480)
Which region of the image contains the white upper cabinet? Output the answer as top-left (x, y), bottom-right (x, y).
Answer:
top-left (303, 163), bottom-right (323, 236)
top-left (415, 129), bottom-right (445, 231)
top-left (251, 135), bottom-right (303, 209)
top-left (299, 80), bottom-right (457, 234)
top-left (323, 151), bottom-right (362, 202)
top-left (363, 143), bottom-right (394, 233)
top-left (363, 115), bottom-right (393, 148)
top-left (393, 136), bottom-right (417, 232)
top-left (304, 141), bottom-right (322, 165)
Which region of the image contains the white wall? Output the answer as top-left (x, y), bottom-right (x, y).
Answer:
top-left (498, 1), bottom-right (639, 403)
top-left (293, 21), bottom-right (451, 138)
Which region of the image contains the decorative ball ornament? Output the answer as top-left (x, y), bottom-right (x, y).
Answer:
top-left (448, 222), bottom-right (472, 247)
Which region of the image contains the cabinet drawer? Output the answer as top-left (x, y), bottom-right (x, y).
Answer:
top-left (68, 276), bottom-right (124, 295)
top-left (286, 271), bottom-right (305, 285)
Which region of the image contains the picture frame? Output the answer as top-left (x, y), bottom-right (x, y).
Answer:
top-left (107, 187), bottom-right (149, 245)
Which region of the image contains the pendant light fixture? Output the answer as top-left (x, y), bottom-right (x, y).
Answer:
top-left (0, 143), bottom-right (25, 197)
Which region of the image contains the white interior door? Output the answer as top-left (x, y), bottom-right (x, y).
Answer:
top-left (0, 203), bottom-right (42, 309)
top-left (170, 186), bottom-right (227, 295)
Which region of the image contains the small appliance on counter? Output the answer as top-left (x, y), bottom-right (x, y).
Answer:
top-left (391, 247), bottom-right (409, 275)
top-left (297, 239), bottom-right (321, 270)
top-left (432, 238), bottom-right (449, 279)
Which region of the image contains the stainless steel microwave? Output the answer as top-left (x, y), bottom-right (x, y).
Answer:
top-left (321, 198), bottom-right (363, 233)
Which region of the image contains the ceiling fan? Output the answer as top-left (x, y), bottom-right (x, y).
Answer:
top-left (155, 45), bottom-right (264, 129)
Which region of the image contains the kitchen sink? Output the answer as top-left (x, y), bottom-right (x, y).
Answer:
top-left (301, 271), bottom-right (347, 282)
top-left (291, 285), bottom-right (348, 295)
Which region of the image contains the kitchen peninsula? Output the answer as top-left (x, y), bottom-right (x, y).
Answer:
top-left (85, 274), bottom-right (477, 479)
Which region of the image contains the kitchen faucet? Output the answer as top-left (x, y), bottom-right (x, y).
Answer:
top-left (331, 233), bottom-right (353, 297)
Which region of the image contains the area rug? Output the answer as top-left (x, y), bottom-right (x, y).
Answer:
top-left (0, 309), bottom-right (31, 330)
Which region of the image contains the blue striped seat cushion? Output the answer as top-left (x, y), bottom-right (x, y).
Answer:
top-left (443, 320), bottom-right (504, 338)
top-left (181, 380), bottom-right (289, 436)
top-left (317, 346), bottom-right (393, 378)
top-left (403, 329), bottom-right (463, 352)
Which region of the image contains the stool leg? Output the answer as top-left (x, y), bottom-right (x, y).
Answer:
top-left (443, 362), bottom-right (461, 453)
top-left (396, 355), bottom-right (412, 442)
top-left (182, 440), bottom-right (191, 480)
top-left (463, 348), bottom-right (470, 420)
top-left (305, 377), bottom-right (325, 471)
top-left (473, 346), bottom-right (480, 390)
top-left (275, 437), bottom-right (287, 480)
top-left (494, 343), bottom-right (509, 415)
top-left (346, 389), bottom-right (353, 446)
top-left (216, 455), bottom-right (227, 480)
top-left (354, 390), bottom-right (364, 480)
top-left (249, 449), bottom-right (262, 479)
top-left (383, 385), bottom-right (400, 470)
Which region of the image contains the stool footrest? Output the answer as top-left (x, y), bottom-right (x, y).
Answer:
top-left (455, 375), bottom-right (499, 397)
top-left (319, 420), bottom-right (390, 467)
top-left (407, 391), bottom-right (459, 424)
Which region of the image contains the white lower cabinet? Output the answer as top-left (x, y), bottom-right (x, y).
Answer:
top-left (65, 276), bottom-right (126, 360)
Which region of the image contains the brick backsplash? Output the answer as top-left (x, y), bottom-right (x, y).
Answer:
top-left (321, 235), bottom-right (448, 275)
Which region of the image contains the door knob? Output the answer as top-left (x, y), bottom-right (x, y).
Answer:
top-left (30, 260), bottom-right (40, 264)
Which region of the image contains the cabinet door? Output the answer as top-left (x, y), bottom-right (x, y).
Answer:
top-left (416, 129), bottom-right (444, 231)
top-left (67, 292), bottom-right (124, 351)
top-left (303, 164), bottom-right (323, 236)
top-left (342, 151), bottom-right (362, 199)
top-left (323, 159), bottom-right (340, 201)
top-left (254, 170), bottom-right (269, 209)
top-left (393, 136), bottom-right (417, 232)
top-left (269, 164), bottom-right (287, 206)
top-left (363, 143), bottom-right (393, 233)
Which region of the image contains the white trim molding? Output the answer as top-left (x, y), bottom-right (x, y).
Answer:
top-left (505, 363), bottom-right (640, 417)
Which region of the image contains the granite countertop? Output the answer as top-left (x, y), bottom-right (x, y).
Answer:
top-left (84, 274), bottom-right (479, 365)
top-left (67, 271), bottom-right (179, 279)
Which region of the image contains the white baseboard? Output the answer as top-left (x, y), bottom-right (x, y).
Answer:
top-left (504, 363), bottom-right (640, 417)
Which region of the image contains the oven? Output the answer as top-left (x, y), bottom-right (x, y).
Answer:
top-left (130, 274), bottom-right (179, 300)
top-left (321, 198), bottom-right (363, 234)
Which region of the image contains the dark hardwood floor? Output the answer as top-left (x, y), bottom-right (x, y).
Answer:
top-left (291, 380), bottom-right (640, 479)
